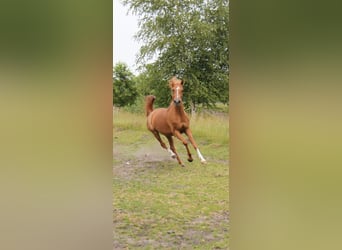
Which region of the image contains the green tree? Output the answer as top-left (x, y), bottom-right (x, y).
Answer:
top-left (135, 64), bottom-right (169, 108)
top-left (113, 62), bottom-right (138, 107)
top-left (123, 0), bottom-right (229, 110)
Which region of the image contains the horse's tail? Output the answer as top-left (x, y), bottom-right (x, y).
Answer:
top-left (145, 95), bottom-right (155, 116)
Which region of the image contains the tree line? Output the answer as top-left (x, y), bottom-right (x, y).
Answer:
top-left (113, 0), bottom-right (229, 113)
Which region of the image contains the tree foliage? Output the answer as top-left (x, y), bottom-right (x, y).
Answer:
top-left (113, 62), bottom-right (138, 107)
top-left (123, 0), bottom-right (229, 109)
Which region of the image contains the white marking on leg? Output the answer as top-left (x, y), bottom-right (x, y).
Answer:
top-left (167, 148), bottom-right (176, 159)
top-left (196, 148), bottom-right (206, 163)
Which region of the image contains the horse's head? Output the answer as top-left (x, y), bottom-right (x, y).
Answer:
top-left (169, 77), bottom-right (184, 106)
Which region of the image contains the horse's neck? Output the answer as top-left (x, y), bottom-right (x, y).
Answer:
top-left (168, 103), bottom-right (187, 119)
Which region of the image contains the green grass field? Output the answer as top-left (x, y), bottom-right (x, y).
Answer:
top-left (113, 109), bottom-right (229, 249)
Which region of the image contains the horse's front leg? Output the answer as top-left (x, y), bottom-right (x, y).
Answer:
top-left (173, 130), bottom-right (194, 163)
top-left (185, 128), bottom-right (207, 163)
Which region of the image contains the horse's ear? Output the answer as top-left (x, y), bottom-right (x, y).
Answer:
top-left (181, 79), bottom-right (184, 85)
top-left (169, 77), bottom-right (176, 88)
top-left (169, 80), bottom-right (174, 88)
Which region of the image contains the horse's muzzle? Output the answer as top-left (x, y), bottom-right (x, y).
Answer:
top-left (173, 99), bottom-right (181, 105)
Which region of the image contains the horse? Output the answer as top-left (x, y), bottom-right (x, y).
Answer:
top-left (145, 76), bottom-right (206, 167)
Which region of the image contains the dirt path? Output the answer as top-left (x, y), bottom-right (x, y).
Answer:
top-left (113, 137), bottom-right (229, 249)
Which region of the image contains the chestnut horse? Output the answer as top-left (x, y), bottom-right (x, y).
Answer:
top-left (145, 76), bottom-right (206, 167)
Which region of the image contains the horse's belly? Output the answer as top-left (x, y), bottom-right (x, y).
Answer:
top-left (151, 111), bottom-right (172, 135)
top-left (155, 123), bottom-right (172, 135)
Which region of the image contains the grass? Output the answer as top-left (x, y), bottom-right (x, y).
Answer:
top-left (113, 109), bottom-right (229, 249)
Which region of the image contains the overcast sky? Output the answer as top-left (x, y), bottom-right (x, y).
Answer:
top-left (113, 0), bottom-right (140, 73)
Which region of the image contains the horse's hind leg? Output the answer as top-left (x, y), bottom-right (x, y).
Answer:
top-left (166, 135), bottom-right (185, 167)
top-left (151, 131), bottom-right (168, 150)
top-left (152, 131), bottom-right (179, 160)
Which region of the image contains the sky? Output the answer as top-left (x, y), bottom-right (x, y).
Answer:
top-left (113, 0), bottom-right (140, 74)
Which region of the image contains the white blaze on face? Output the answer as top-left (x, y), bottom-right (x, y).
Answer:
top-left (176, 86), bottom-right (179, 100)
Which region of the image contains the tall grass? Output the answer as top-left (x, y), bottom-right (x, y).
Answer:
top-left (113, 107), bottom-right (146, 131)
top-left (190, 113), bottom-right (229, 145)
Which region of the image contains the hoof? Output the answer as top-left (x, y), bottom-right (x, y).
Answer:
top-left (171, 155), bottom-right (176, 159)
top-left (187, 158), bottom-right (193, 162)
top-left (201, 160), bottom-right (207, 164)
top-left (181, 164), bottom-right (186, 167)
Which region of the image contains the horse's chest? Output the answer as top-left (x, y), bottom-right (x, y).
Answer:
top-left (173, 121), bottom-right (188, 132)
top-left (167, 111), bottom-right (189, 132)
